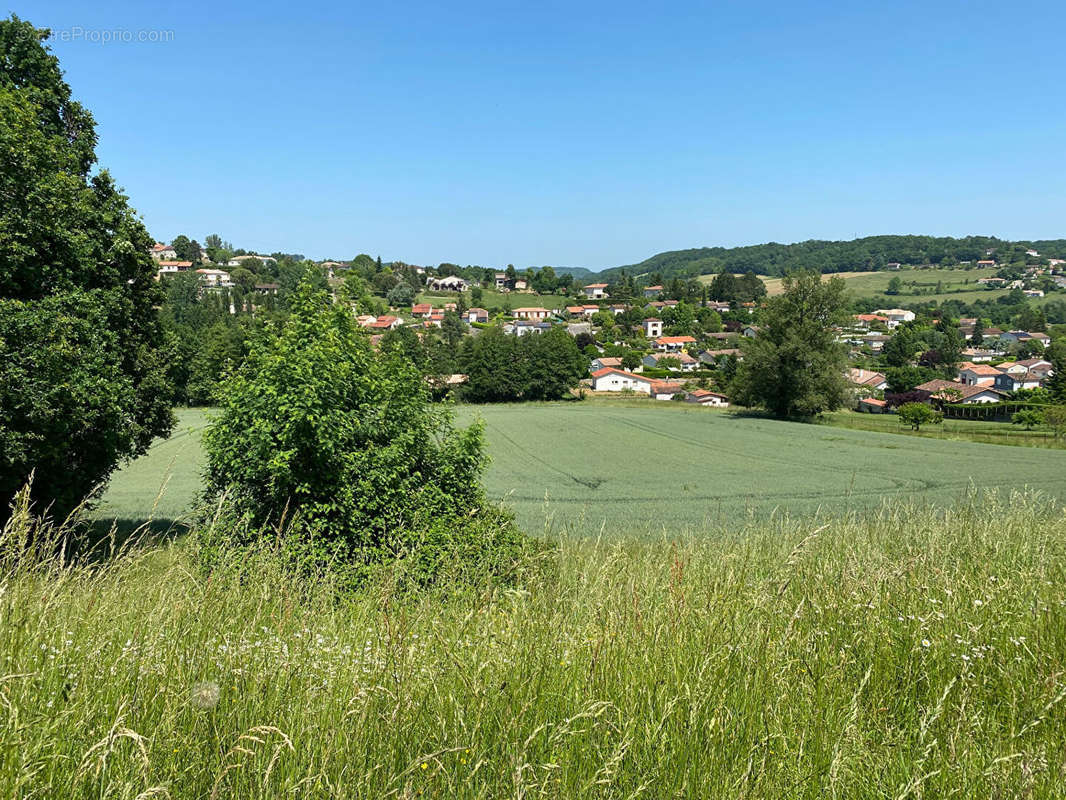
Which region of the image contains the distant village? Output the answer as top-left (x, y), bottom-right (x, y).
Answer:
top-left (150, 241), bottom-right (1062, 415)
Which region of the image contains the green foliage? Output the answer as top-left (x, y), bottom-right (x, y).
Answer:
top-left (897, 402), bottom-right (942, 431)
top-left (1012, 409), bottom-right (1044, 430)
top-left (461, 327), bottom-right (586, 402)
top-left (0, 16), bottom-right (172, 520)
top-left (386, 282), bottom-right (415, 307)
top-left (884, 365), bottom-right (940, 394)
top-left (201, 276), bottom-right (522, 586)
top-left (1043, 405), bottom-right (1066, 438)
top-left (731, 272), bottom-right (850, 417)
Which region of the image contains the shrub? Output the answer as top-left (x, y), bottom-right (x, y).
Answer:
top-left (200, 275), bottom-right (532, 587)
top-left (897, 401), bottom-right (942, 431)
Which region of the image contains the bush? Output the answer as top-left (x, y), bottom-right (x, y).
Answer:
top-left (200, 275), bottom-right (532, 587)
top-left (897, 401), bottom-right (942, 431)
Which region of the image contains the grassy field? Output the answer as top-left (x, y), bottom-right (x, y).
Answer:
top-left (6, 492), bottom-right (1066, 797)
top-left (96, 402), bottom-right (1066, 535)
top-left (701, 266), bottom-right (1066, 306)
top-left (822, 409), bottom-right (1066, 448)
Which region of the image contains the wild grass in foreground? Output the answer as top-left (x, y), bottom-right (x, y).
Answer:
top-left (2, 491), bottom-right (1066, 798)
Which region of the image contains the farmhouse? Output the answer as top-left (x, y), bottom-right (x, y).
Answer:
top-left (857, 397), bottom-right (888, 413)
top-left (914, 379), bottom-right (1006, 404)
top-left (363, 315), bottom-right (403, 330)
top-left (686, 389), bottom-right (729, 407)
top-left (590, 367), bottom-right (653, 394)
top-left (582, 283), bottom-right (609, 299)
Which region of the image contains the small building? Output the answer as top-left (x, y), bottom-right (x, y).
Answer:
top-left (253, 282), bottom-right (279, 295)
top-left (643, 285), bottom-right (663, 298)
top-left (698, 348), bottom-right (742, 365)
top-left (742, 325), bottom-right (760, 338)
top-left (150, 242), bottom-right (177, 261)
top-left (957, 363), bottom-right (1002, 387)
top-left (643, 351), bottom-right (698, 372)
top-left (196, 268), bottom-right (233, 288)
top-left (590, 357), bottom-right (623, 372)
top-left (582, 283), bottom-right (609, 299)
top-left (857, 397), bottom-right (887, 413)
top-left (914, 379), bottom-right (1006, 404)
top-left (363, 315), bottom-right (403, 330)
top-left (156, 260), bottom-right (194, 277)
top-left (686, 389), bottom-right (729, 407)
top-left (851, 314), bottom-right (889, 329)
top-left (650, 380), bottom-right (686, 400)
top-left (994, 371), bottom-right (1043, 393)
top-left (426, 275), bottom-right (469, 292)
top-left (872, 308), bottom-right (916, 329)
top-left (642, 318), bottom-right (664, 338)
top-left (847, 368), bottom-right (888, 392)
top-left (466, 307), bottom-right (489, 324)
top-left (411, 303), bottom-right (434, 318)
top-left (226, 254), bottom-right (277, 267)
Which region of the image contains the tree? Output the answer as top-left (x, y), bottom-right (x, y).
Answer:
top-left (730, 272), bottom-right (850, 418)
top-left (171, 234), bottom-right (201, 263)
top-left (882, 327), bottom-right (917, 367)
top-left (1045, 341), bottom-right (1066, 402)
top-left (0, 16), bottom-right (172, 520)
top-left (470, 286), bottom-right (483, 306)
top-left (229, 267), bottom-right (257, 294)
top-left (621, 350), bottom-right (643, 370)
top-left (886, 276), bottom-right (903, 295)
top-left (521, 328), bottom-right (587, 400)
top-left (201, 274), bottom-right (517, 584)
top-left (1011, 409), bottom-right (1043, 430)
top-left (897, 402), bottom-right (942, 431)
top-left (1042, 405), bottom-right (1066, 439)
top-left (386, 283), bottom-right (414, 307)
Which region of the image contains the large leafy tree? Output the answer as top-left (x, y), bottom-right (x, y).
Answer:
top-left (0, 16), bottom-right (172, 519)
top-left (731, 272), bottom-right (850, 418)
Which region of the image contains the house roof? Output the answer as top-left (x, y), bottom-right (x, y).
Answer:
top-left (591, 367), bottom-right (649, 382)
top-left (645, 285), bottom-right (663, 290)
top-left (158, 260), bottom-right (194, 267)
top-left (650, 351), bottom-right (696, 363)
top-left (566, 306), bottom-right (585, 313)
top-left (584, 283), bottom-right (608, 289)
top-left (655, 336), bottom-right (696, 345)
top-left (689, 389), bottom-right (728, 399)
top-left (848, 368), bottom-right (887, 386)
top-left (468, 307), bottom-right (488, 314)
top-left (959, 363), bottom-right (1002, 376)
top-left (853, 314), bottom-right (889, 322)
top-left (411, 303), bottom-right (433, 313)
top-left (594, 357), bottom-right (623, 367)
top-left (1018, 358), bottom-right (1052, 368)
top-left (859, 397), bottom-right (887, 407)
top-left (514, 307), bottom-right (549, 313)
top-left (644, 317), bottom-right (662, 322)
top-left (151, 243), bottom-right (173, 251)
top-left (650, 380), bottom-right (685, 394)
top-left (915, 379), bottom-right (1006, 400)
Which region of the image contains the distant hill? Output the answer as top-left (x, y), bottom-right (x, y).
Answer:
top-left (594, 235), bottom-right (1066, 282)
top-left (545, 265), bottom-right (597, 281)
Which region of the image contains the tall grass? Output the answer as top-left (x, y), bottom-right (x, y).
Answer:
top-left (2, 489), bottom-right (1066, 797)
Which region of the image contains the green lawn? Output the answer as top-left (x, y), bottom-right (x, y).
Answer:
top-left (97, 402), bottom-right (1066, 535)
top-left (822, 409), bottom-right (1066, 448)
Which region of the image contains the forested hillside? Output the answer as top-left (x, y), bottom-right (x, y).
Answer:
top-left (597, 235), bottom-right (1066, 281)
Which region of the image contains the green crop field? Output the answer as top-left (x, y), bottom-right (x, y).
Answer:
top-left (96, 402), bottom-right (1066, 535)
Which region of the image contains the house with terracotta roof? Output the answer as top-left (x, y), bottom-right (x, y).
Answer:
top-left (957, 363), bottom-right (1002, 387)
top-left (851, 313), bottom-right (890, 330)
top-left (653, 335), bottom-right (697, 352)
top-left (643, 285), bottom-right (663, 298)
top-left (196, 268), bottom-right (232, 288)
top-left (362, 315), bottom-right (403, 330)
top-left (590, 367), bottom-right (654, 394)
top-left (650, 380), bottom-right (686, 400)
top-left (513, 307), bottom-right (550, 321)
top-left (857, 397), bottom-right (888, 413)
top-left (150, 242), bottom-right (177, 261)
top-left (156, 260), bottom-right (194, 278)
top-left (872, 308), bottom-right (916, 329)
top-left (411, 303), bottom-right (434, 318)
top-left (686, 389), bottom-right (729, 407)
top-left (582, 283), bottom-right (609, 300)
top-left (699, 348), bottom-right (742, 365)
top-left (914, 379), bottom-right (1005, 404)
top-left (643, 351), bottom-right (698, 372)
top-left (994, 371), bottom-right (1043, 393)
top-left (847, 368), bottom-right (888, 391)
top-left (590, 356), bottom-right (623, 373)
top-left (466, 307), bottom-right (489, 324)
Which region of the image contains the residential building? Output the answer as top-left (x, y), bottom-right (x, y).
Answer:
top-left (253, 283), bottom-right (279, 295)
top-left (643, 285), bottom-right (663, 298)
top-left (914, 379), bottom-right (1005, 404)
top-left (852, 314), bottom-right (890, 329)
top-left (582, 283), bottom-right (609, 299)
top-left (466, 307), bottom-right (489, 324)
top-left (643, 352), bottom-right (698, 372)
top-left (513, 307), bottom-right (550, 321)
top-left (196, 268), bottom-right (233, 288)
top-left (872, 308), bottom-right (916, 328)
top-left (591, 368), bottom-right (653, 393)
top-left (642, 318), bottom-right (663, 338)
top-left (847, 368), bottom-right (888, 392)
top-left (426, 275), bottom-right (469, 292)
top-left (994, 371), bottom-right (1043, 393)
top-left (363, 315), bottom-right (403, 330)
top-left (653, 335), bottom-right (697, 352)
top-left (957, 363), bottom-right (1002, 386)
top-left (411, 303), bottom-right (434, 318)
top-left (226, 254), bottom-right (277, 267)
top-left (650, 381), bottom-right (686, 401)
top-left (156, 260), bottom-right (194, 277)
top-left (590, 357), bottom-right (623, 372)
top-left (150, 242), bottom-right (177, 260)
top-left (686, 389), bottom-right (729, 407)
top-left (742, 325), bottom-right (760, 338)
top-left (857, 397), bottom-right (888, 413)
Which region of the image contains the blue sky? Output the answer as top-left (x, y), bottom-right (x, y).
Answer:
top-left (15, 0), bottom-right (1066, 269)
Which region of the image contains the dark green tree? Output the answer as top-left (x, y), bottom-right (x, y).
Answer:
top-left (731, 272), bottom-right (850, 418)
top-left (0, 16), bottom-right (172, 519)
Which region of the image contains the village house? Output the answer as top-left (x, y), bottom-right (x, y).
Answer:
top-left (642, 318), bottom-right (664, 338)
top-left (957, 363), bottom-right (1003, 387)
top-left (582, 282), bottom-right (609, 299)
top-left (654, 335), bottom-right (697, 352)
top-left (847, 368), bottom-right (888, 392)
top-left (872, 308), bottom-right (916, 328)
top-left (699, 348), bottom-right (742, 366)
top-left (156, 260), bottom-right (194, 278)
top-left (590, 367), bottom-right (654, 394)
top-left (512, 307), bottom-right (551, 321)
top-left (885, 262), bottom-right (902, 270)
top-left (706, 301), bottom-right (731, 313)
top-left (411, 303), bottom-right (434, 318)
top-left (196, 268), bottom-right (233, 288)
top-left (253, 282), bottom-right (279, 295)
top-left (150, 242), bottom-right (177, 260)
top-left (643, 285), bottom-right (663, 298)
top-left (643, 352), bottom-right (698, 372)
top-left (226, 254), bottom-right (277, 268)
top-left (466, 307), bottom-right (489, 324)
top-left (650, 380), bottom-right (686, 400)
top-left (363, 315), bottom-right (403, 331)
top-left (590, 356), bottom-right (623, 372)
top-left (976, 259), bottom-right (996, 268)
top-left (507, 320), bottom-right (551, 336)
top-left (999, 330), bottom-right (1050, 348)
top-left (914, 379), bottom-right (1005, 404)
top-left (994, 371), bottom-right (1043, 392)
top-left (961, 347), bottom-right (996, 363)
top-left (742, 324), bottom-right (760, 338)
top-left (857, 397), bottom-right (888, 413)
top-left (851, 314), bottom-right (890, 330)
top-left (686, 389), bottom-right (729, 407)
top-left (862, 334), bottom-right (890, 352)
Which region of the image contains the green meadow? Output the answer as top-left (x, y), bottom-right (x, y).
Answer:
top-left (97, 402), bottom-right (1066, 534)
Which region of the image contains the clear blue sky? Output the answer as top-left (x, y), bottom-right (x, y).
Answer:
top-left (16, 0), bottom-right (1066, 269)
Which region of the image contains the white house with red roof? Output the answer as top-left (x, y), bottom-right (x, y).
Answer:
top-left (411, 303), bottom-right (434, 318)
top-left (957, 363), bottom-right (1002, 387)
top-left (686, 389), bottom-right (729, 407)
top-left (582, 283), bottom-right (609, 299)
top-left (643, 351), bottom-right (698, 372)
top-left (513, 307), bottom-right (550, 321)
top-left (150, 242), bottom-right (176, 260)
top-left (590, 367), bottom-right (654, 394)
top-left (653, 335), bottom-right (697, 352)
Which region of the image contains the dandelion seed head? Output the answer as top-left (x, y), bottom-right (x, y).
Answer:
top-left (190, 681), bottom-right (220, 710)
